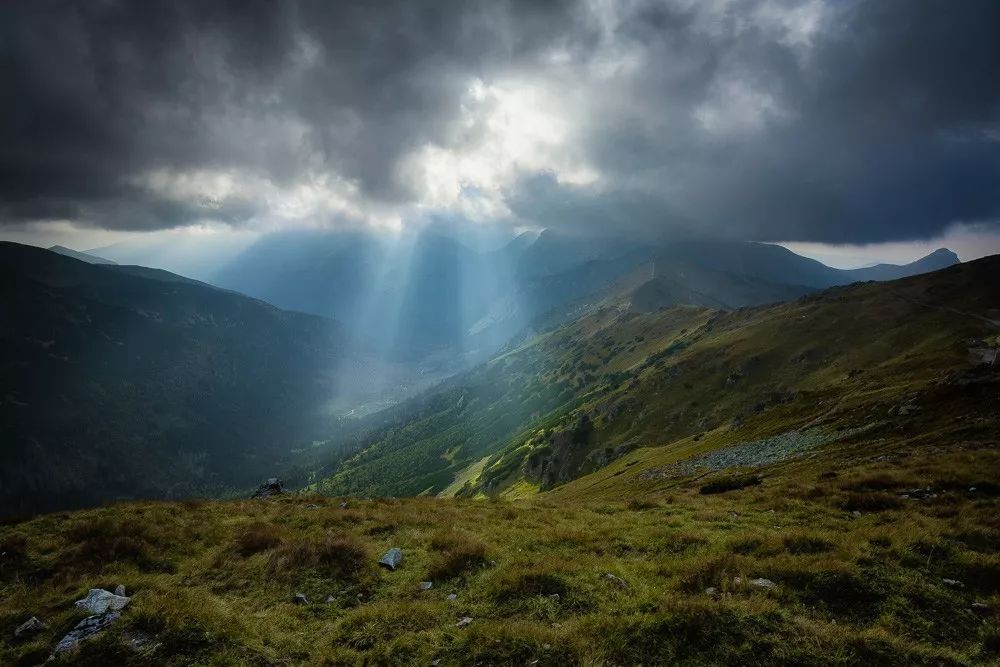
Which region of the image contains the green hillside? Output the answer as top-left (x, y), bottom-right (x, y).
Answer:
top-left (313, 255), bottom-right (1000, 502)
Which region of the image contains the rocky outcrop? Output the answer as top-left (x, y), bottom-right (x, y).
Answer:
top-left (252, 477), bottom-right (285, 499)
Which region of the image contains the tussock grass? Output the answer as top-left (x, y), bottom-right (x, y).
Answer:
top-left (427, 529), bottom-right (488, 580)
top-left (233, 521), bottom-right (284, 557)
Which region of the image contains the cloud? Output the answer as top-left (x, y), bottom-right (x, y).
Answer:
top-left (1, 0), bottom-right (998, 243)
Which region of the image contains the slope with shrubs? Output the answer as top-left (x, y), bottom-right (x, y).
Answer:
top-left (316, 255), bottom-right (1000, 501)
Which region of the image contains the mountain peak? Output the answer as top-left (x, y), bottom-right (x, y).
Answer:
top-left (926, 247), bottom-right (959, 261)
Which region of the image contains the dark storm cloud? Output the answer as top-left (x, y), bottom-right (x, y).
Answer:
top-left (1, 0), bottom-right (998, 242)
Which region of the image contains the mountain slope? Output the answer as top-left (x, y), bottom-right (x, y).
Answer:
top-left (0, 243), bottom-right (378, 513)
top-left (312, 254), bottom-right (999, 500)
top-left (47, 245), bottom-right (116, 265)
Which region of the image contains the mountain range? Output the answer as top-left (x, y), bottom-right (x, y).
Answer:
top-left (0, 236), bottom-right (968, 513)
top-left (0, 242), bottom-right (428, 513)
top-left (90, 230), bottom-right (959, 360)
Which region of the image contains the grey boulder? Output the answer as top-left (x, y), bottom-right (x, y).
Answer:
top-left (52, 612), bottom-right (121, 654)
top-left (378, 548), bottom-right (403, 570)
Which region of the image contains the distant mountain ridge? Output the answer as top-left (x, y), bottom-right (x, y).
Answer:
top-left (86, 231), bottom-right (960, 361)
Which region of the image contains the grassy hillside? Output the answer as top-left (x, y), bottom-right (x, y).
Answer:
top-left (1, 426), bottom-right (997, 664)
top-left (314, 255), bottom-right (1000, 501)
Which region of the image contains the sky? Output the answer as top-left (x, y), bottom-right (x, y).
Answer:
top-left (2, 0), bottom-right (999, 265)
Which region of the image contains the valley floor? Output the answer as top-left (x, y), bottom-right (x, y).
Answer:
top-left (2, 427), bottom-right (998, 666)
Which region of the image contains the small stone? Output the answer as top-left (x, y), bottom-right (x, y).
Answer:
top-left (378, 547), bottom-right (403, 570)
top-left (14, 616), bottom-right (47, 638)
top-left (447, 593), bottom-right (457, 602)
top-left (603, 573), bottom-right (628, 589)
top-left (305, 503), bottom-right (320, 510)
top-left (704, 587), bottom-right (717, 595)
top-left (969, 487), bottom-right (977, 493)
top-left (456, 616), bottom-right (473, 628)
top-left (942, 578), bottom-right (963, 587)
top-left (340, 501), bottom-right (348, 509)
top-left (292, 593), bottom-right (309, 605)
top-left (547, 593), bottom-right (560, 602)
top-left (431, 660), bottom-right (441, 666)
top-left (114, 584), bottom-right (126, 596)
top-left (750, 578), bottom-right (776, 589)
top-left (418, 581), bottom-right (433, 590)
top-left (852, 510), bottom-right (862, 517)
top-left (125, 630), bottom-right (159, 653)
top-left (543, 643), bottom-right (551, 650)
top-left (325, 595), bottom-right (336, 604)
top-left (75, 588), bottom-right (131, 614)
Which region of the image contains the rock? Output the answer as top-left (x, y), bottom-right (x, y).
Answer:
top-left (456, 616), bottom-right (473, 628)
top-left (942, 578), bottom-right (963, 587)
top-left (447, 593), bottom-right (457, 602)
top-left (114, 584), bottom-right (126, 596)
top-left (75, 588), bottom-right (131, 614)
top-left (292, 593), bottom-right (309, 605)
top-left (378, 547), bottom-right (403, 570)
top-left (324, 595), bottom-right (336, 603)
top-left (418, 581), bottom-right (433, 590)
top-left (251, 477), bottom-right (285, 499)
top-left (750, 578), bottom-right (776, 589)
top-left (851, 510), bottom-right (862, 517)
top-left (14, 616), bottom-right (47, 638)
top-left (305, 503), bottom-right (320, 510)
top-left (603, 573), bottom-right (628, 589)
top-left (547, 593), bottom-right (560, 602)
top-left (340, 501), bottom-right (348, 509)
top-left (52, 612), bottom-right (121, 654)
top-left (704, 587), bottom-right (717, 595)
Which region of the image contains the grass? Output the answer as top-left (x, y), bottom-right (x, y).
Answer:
top-left (1, 435), bottom-right (998, 665)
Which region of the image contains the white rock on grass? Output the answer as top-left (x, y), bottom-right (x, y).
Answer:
top-left (456, 617), bottom-right (473, 628)
top-left (74, 588), bottom-right (131, 614)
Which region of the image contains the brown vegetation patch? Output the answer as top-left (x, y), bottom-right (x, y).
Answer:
top-left (269, 533), bottom-right (371, 580)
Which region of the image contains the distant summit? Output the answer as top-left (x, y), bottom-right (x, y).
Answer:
top-left (842, 248), bottom-right (960, 282)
